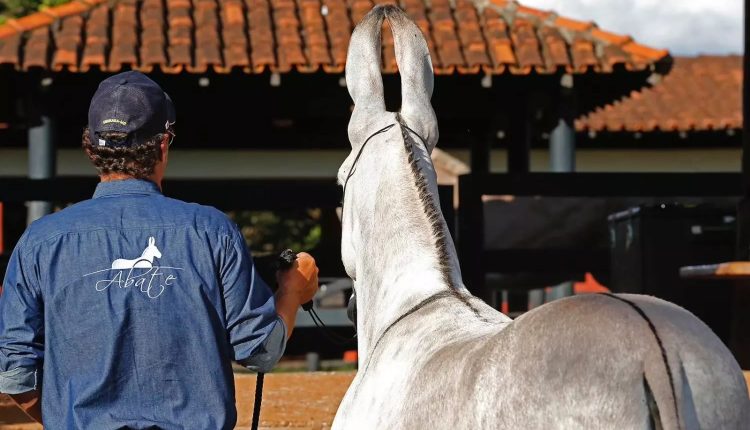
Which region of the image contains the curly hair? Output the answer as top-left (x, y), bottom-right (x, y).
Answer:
top-left (82, 127), bottom-right (169, 179)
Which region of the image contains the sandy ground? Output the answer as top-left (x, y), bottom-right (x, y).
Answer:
top-left (1, 371), bottom-right (749, 429)
top-left (0, 372), bottom-right (355, 430)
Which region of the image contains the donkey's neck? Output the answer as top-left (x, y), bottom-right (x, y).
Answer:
top-left (352, 122), bottom-right (464, 359)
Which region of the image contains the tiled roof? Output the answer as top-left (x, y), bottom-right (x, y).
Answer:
top-left (577, 56), bottom-right (742, 133)
top-left (0, 0), bottom-right (669, 75)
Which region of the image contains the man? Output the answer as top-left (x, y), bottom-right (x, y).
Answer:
top-left (0, 71), bottom-right (319, 428)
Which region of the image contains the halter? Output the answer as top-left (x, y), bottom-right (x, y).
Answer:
top-left (341, 119), bottom-right (430, 223)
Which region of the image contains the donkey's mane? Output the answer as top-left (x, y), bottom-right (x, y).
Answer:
top-left (396, 116), bottom-right (486, 316)
top-left (398, 121), bottom-right (454, 288)
top-left (394, 115), bottom-right (458, 283)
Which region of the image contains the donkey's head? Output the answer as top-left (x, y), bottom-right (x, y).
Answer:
top-left (338, 5), bottom-right (440, 282)
top-left (343, 5), bottom-right (438, 152)
top-left (146, 236), bottom-right (162, 259)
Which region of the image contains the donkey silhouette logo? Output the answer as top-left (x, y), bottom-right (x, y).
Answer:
top-left (111, 236), bottom-right (162, 269)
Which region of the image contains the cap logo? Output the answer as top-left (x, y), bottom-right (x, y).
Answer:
top-left (103, 119), bottom-right (127, 126)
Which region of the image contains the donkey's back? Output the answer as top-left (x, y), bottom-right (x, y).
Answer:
top-left (390, 293), bottom-right (750, 430)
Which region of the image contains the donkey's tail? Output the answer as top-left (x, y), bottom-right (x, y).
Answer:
top-left (644, 357), bottom-right (702, 430)
top-left (601, 294), bottom-right (689, 430)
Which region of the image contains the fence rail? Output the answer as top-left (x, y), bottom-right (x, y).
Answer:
top-left (457, 172), bottom-right (743, 304)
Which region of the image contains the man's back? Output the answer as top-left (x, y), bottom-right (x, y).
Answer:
top-left (0, 179), bottom-right (283, 429)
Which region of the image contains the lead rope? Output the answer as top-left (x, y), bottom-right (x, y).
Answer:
top-left (251, 249), bottom-right (356, 430)
top-left (251, 122), bottom-right (420, 429)
top-left (250, 372), bottom-right (264, 430)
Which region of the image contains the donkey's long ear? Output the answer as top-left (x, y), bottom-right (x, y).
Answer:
top-left (346, 7), bottom-right (386, 109)
top-left (148, 237), bottom-right (155, 246)
top-left (385, 6), bottom-right (438, 150)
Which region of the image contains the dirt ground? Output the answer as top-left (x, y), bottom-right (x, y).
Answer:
top-left (1, 371), bottom-right (749, 429)
top-left (0, 372), bottom-right (355, 430)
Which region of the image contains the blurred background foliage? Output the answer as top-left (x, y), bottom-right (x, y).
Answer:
top-left (226, 209), bottom-right (322, 256)
top-left (0, 0), bottom-right (71, 24)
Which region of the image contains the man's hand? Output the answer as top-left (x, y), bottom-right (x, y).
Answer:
top-left (274, 252), bottom-right (319, 338)
top-left (276, 252), bottom-right (319, 304)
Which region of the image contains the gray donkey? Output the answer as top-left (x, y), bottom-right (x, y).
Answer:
top-left (332, 4), bottom-right (750, 429)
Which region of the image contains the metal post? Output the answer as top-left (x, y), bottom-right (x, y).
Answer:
top-left (550, 76), bottom-right (576, 173)
top-left (27, 114), bottom-right (56, 224)
top-left (550, 119), bottom-right (575, 172)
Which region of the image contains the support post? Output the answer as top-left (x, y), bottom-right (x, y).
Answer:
top-left (507, 97), bottom-right (530, 174)
top-left (470, 133), bottom-right (490, 175)
top-left (739, 0), bottom-right (750, 259)
top-left (27, 105), bottom-right (56, 225)
top-left (458, 174), bottom-right (489, 303)
top-left (550, 78), bottom-right (576, 172)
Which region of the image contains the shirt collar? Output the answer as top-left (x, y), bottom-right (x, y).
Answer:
top-left (93, 179), bottom-right (162, 198)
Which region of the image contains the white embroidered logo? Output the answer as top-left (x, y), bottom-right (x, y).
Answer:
top-left (112, 236), bottom-right (161, 269)
top-left (83, 236), bottom-right (182, 299)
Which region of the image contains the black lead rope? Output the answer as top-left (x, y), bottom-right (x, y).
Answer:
top-left (251, 249), bottom-right (356, 430)
top-left (251, 122), bottom-right (427, 429)
top-left (250, 372), bottom-right (264, 430)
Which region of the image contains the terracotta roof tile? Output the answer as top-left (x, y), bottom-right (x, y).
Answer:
top-left (0, 0), bottom-right (670, 75)
top-left (217, 0), bottom-right (249, 72)
top-left (139, 0), bottom-right (167, 72)
top-left (272, 0), bottom-right (307, 72)
top-left (538, 26), bottom-right (569, 71)
top-left (23, 27), bottom-right (51, 70)
top-left (510, 17), bottom-right (543, 73)
top-left (246, 0), bottom-right (275, 72)
top-left (321, 0), bottom-right (350, 72)
top-left (429, 0), bottom-right (464, 74)
top-left (80, 5), bottom-right (108, 71)
top-left (482, 8), bottom-right (514, 74)
top-left (454, 0), bottom-right (489, 73)
top-left (570, 37), bottom-right (597, 72)
top-left (0, 33), bottom-right (21, 67)
top-left (577, 56), bottom-right (742, 133)
top-left (192, 0), bottom-right (223, 72)
top-left (108, 0), bottom-right (139, 72)
top-left (165, 0), bottom-right (193, 73)
top-left (52, 15), bottom-right (83, 71)
top-left (297, 0), bottom-right (331, 72)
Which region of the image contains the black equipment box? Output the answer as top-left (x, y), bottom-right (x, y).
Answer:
top-left (608, 203), bottom-right (735, 342)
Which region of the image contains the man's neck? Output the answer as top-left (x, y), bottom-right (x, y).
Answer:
top-left (100, 174), bottom-right (162, 190)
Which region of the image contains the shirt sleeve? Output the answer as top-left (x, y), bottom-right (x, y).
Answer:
top-left (220, 227), bottom-right (287, 373)
top-left (0, 235), bottom-right (44, 394)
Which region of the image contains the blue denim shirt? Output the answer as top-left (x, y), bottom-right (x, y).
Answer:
top-left (0, 179), bottom-right (286, 429)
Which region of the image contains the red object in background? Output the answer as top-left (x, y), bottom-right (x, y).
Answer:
top-left (342, 350), bottom-right (358, 364)
top-left (574, 272), bottom-right (610, 294)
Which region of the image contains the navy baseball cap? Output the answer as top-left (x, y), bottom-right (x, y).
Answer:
top-left (88, 71), bottom-right (175, 147)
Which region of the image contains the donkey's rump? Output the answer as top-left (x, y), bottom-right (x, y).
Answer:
top-left (478, 293), bottom-right (749, 429)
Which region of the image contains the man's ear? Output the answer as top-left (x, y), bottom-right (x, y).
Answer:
top-left (160, 134), bottom-right (170, 162)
